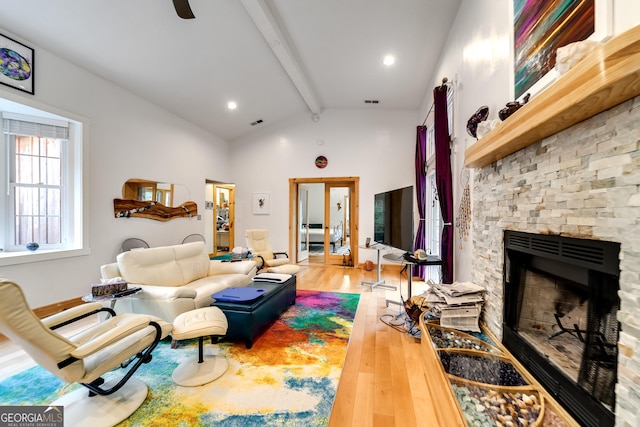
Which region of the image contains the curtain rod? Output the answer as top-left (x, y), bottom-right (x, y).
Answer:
top-left (421, 77), bottom-right (452, 126)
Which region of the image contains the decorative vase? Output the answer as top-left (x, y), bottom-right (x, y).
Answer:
top-left (466, 106), bottom-right (490, 139)
top-left (499, 93), bottom-right (530, 121)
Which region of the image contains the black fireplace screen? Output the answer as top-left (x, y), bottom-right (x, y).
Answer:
top-left (578, 271), bottom-right (619, 407)
top-left (503, 231), bottom-right (620, 427)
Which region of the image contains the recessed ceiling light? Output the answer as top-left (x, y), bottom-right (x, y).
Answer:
top-left (227, 101), bottom-right (237, 110)
top-left (383, 55), bottom-right (395, 66)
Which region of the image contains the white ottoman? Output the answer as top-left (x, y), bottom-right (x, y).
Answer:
top-left (267, 264), bottom-right (300, 275)
top-left (171, 307), bottom-right (229, 387)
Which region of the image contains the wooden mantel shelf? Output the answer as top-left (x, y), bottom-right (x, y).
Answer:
top-left (465, 24), bottom-right (640, 168)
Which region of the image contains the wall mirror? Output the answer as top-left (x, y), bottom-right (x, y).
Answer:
top-left (122, 179), bottom-right (175, 206)
top-left (114, 178), bottom-right (197, 221)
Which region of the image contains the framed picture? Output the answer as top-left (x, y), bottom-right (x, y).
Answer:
top-left (252, 192), bottom-right (270, 215)
top-left (512, 0), bottom-right (612, 101)
top-left (0, 33), bottom-right (34, 94)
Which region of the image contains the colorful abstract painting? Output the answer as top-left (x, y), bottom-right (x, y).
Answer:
top-left (0, 33), bottom-right (34, 94)
top-left (0, 290), bottom-right (360, 426)
top-left (514, 0), bottom-right (595, 98)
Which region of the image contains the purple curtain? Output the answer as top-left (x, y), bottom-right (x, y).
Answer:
top-left (434, 85), bottom-right (453, 283)
top-left (413, 126), bottom-right (427, 278)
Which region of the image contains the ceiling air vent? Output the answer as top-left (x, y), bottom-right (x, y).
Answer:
top-left (250, 119), bottom-right (264, 126)
top-left (364, 100), bottom-right (380, 104)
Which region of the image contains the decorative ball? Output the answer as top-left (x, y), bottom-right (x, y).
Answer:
top-left (315, 155), bottom-right (328, 169)
top-left (364, 260), bottom-right (374, 271)
top-left (26, 242), bottom-right (39, 251)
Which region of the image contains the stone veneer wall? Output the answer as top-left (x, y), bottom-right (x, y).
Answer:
top-left (471, 96), bottom-right (640, 426)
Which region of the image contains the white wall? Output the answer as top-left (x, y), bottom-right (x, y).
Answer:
top-left (418, 0), bottom-right (640, 282)
top-left (205, 183), bottom-right (215, 251)
top-left (229, 108), bottom-right (417, 262)
top-left (0, 38), bottom-right (231, 307)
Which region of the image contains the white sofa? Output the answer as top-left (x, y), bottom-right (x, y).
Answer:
top-left (100, 241), bottom-right (257, 323)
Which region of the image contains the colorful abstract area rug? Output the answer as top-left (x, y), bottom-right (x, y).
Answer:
top-left (0, 290), bottom-right (360, 426)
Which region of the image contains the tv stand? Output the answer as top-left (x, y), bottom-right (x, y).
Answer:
top-left (360, 243), bottom-right (397, 291)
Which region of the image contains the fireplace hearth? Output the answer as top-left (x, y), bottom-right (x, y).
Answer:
top-left (503, 231), bottom-right (620, 427)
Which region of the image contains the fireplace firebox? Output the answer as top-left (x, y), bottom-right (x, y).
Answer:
top-left (503, 231), bottom-right (620, 427)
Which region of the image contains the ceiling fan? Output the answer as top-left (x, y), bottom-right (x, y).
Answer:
top-left (173, 0), bottom-right (195, 19)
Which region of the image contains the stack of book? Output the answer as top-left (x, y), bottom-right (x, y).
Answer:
top-left (91, 279), bottom-right (128, 297)
top-left (424, 281), bottom-right (485, 332)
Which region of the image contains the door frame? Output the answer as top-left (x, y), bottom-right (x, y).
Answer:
top-left (297, 184), bottom-right (310, 262)
top-left (212, 183), bottom-right (235, 256)
top-left (289, 177), bottom-right (359, 266)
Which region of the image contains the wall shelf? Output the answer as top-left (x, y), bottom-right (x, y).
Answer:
top-left (465, 24), bottom-right (640, 168)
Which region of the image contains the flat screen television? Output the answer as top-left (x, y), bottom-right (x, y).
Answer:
top-left (373, 185), bottom-right (414, 253)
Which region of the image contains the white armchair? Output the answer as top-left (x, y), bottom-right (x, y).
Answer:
top-left (245, 229), bottom-right (300, 274)
top-left (0, 279), bottom-right (172, 427)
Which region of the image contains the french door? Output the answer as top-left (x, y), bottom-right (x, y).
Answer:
top-left (297, 185), bottom-right (310, 262)
top-left (289, 177), bottom-right (359, 266)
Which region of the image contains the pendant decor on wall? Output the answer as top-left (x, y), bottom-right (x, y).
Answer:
top-left (315, 155), bottom-right (328, 169)
top-left (113, 199), bottom-right (197, 221)
top-left (456, 167), bottom-right (471, 249)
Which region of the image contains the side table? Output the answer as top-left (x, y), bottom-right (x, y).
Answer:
top-left (383, 254), bottom-right (442, 308)
top-left (82, 287), bottom-right (142, 310)
top-left (360, 243), bottom-right (397, 291)
top-left (388, 255), bottom-right (442, 299)
top-left (402, 255), bottom-right (443, 298)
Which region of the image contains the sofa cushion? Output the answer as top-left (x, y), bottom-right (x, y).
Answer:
top-left (183, 276), bottom-right (230, 308)
top-left (202, 273), bottom-right (252, 289)
top-left (172, 242), bottom-right (210, 284)
top-left (185, 273), bottom-right (252, 308)
top-left (116, 242), bottom-right (209, 287)
top-left (117, 246), bottom-right (184, 286)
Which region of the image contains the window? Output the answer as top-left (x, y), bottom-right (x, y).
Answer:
top-left (10, 128), bottom-right (67, 249)
top-left (425, 171), bottom-right (442, 282)
top-left (1, 106), bottom-right (85, 264)
top-left (424, 122), bottom-right (441, 283)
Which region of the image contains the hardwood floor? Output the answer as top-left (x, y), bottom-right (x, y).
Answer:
top-left (0, 265), bottom-right (437, 426)
top-left (297, 264), bottom-right (436, 427)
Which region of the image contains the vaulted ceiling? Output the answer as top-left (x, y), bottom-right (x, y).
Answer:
top-left (0, 0), bottom-right (461, 141)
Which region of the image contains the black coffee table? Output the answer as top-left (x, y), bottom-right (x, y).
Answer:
top-left (211, 275), bottom-right (296, 348)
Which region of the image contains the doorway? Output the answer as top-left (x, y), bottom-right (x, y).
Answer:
top-left (206, 182), bottom-right (235, 257)
top-left (289, 177), bottom-right (359, 266)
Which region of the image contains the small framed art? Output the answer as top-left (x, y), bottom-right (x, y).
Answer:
top-left (0, 33), bottom-right (34, 95)
top-left (252, 192), bottom-right (270, 215)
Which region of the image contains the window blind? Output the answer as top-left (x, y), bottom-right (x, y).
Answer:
top-left (3, 118), bottom-right (69, 139)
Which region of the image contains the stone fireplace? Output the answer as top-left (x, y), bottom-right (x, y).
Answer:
top-left (471, 96), bottom-right (640, 426)
top-left (503, 230), bottom-right (620, 426)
